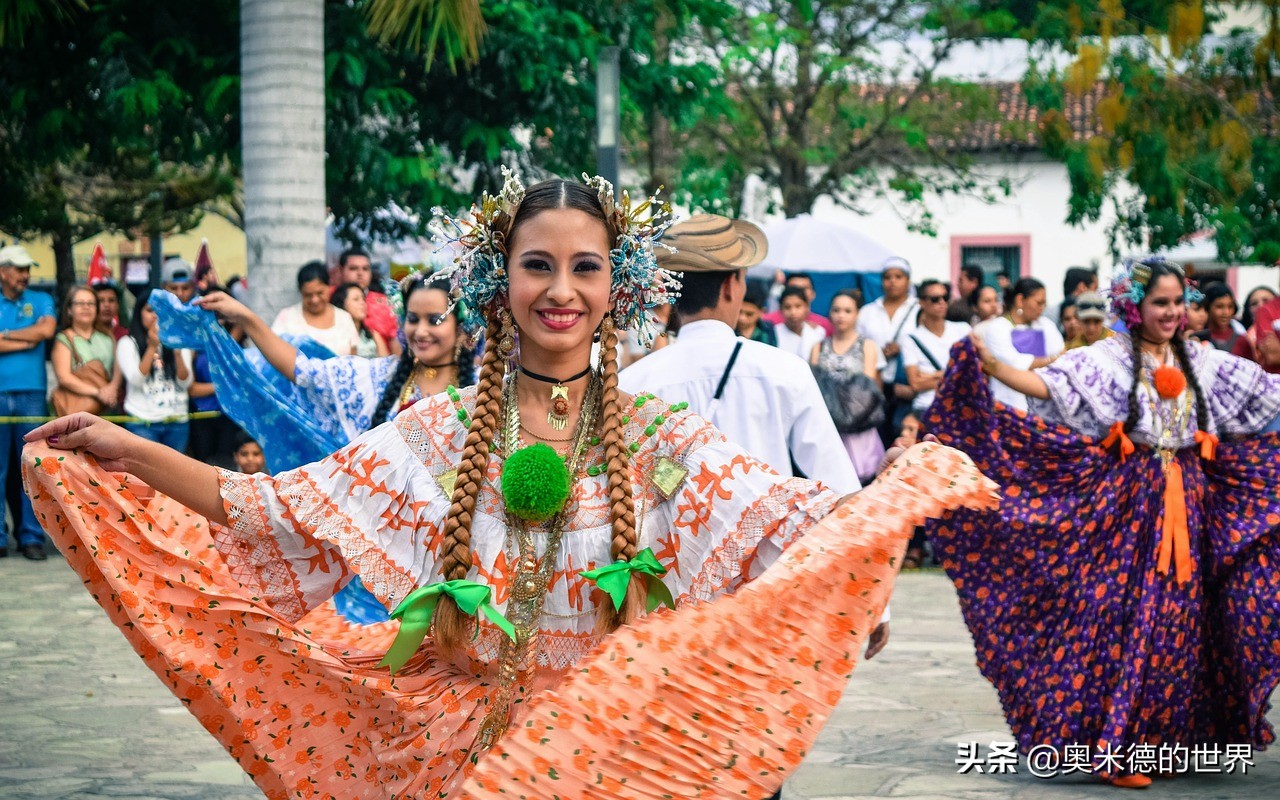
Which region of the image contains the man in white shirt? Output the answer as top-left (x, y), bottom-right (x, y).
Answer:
top-left (620, 215), bottom-right (858, 495)
top-left (619, 217), bottom-right (886, 799)
top-left (900, 279), bottom-right (971, 415)
top-left (855, 256), bottom-right (917, 384)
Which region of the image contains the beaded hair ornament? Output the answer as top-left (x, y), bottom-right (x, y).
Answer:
top-left (1108, 256), bottom-right (1203, 330)
top-left (384, 267), bottom-right (483, 338)
top-left (430, 167), bottom-right (681, 347)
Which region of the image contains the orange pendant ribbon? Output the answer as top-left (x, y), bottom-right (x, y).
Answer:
top-left (1157, 459), bottom-right (1193, 585)
top-left (1101, 421), bottom-right (1135, 462)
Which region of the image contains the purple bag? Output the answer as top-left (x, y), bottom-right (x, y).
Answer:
top-left (1010, 327), bottom-right (1046, 357)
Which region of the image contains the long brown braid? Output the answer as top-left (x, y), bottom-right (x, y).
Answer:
top-left (433, 178), bottom-right (640, 652)
top-left (432, 313), bottom-right (507, 655)
top-left (595, 318), bottom-right (647, 632)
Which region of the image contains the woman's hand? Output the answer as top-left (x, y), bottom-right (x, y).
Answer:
top-left (195, 291), bottom-right (255, 326)
top-left (95, 384), bottom-right (118, 408)
top-left (24, 413), bottom-right (138, 472)
top-left (969, 332), bottom-right (993, 363)
top-left (865, 622), bottom-right (890, 659)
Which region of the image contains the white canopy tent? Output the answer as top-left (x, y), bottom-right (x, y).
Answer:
top-left (747, 214), bottom-right (898, 279)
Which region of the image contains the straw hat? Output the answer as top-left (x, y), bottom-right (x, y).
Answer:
top-left (658, 214), bottom-right (768, 273)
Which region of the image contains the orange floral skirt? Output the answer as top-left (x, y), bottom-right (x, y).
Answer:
top-left (23, 443), bottom-right (995, 799)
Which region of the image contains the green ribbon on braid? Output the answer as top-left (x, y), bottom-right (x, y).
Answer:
top-left (379, 580), bottom-right (516, 675)
top-left (580, 547), bottom-right (676, 613)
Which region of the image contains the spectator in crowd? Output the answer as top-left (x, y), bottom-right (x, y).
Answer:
top-left (763, 272), bottom-right (834, 336)
top-left (1064, 291), bottom-right (1114, 349)
top-left (117, 294), bottom-right (193, 451)
top-left (947, 264), bottom-right (984, 323)
top-left (231, 430), bottom-right (266, 475)
top-left (736, 282), bottom-right (777, 346)
top-left (335, 248), bottom-right (401, 354)
top-left (51, 286), bottom-right (122, 413)
top-left (901, 279), bottom-right (971, 420)
top-left (996, 273), bottom-right (1012, 295)
top-left (161, 257), bottom-right (197, 304)
top-left (187, 285), bottom-right (243, 468)
top-left (856, 256), bottom-right (918, 437)
top-left (1050, 266), bottom-right (1098, 325)
top-left (776, 285), bottom-right (827, 359)
top-left (979, 277), bottom-right (1064, 411)
top-left (1239, 286), bottom-right (1277, 331)
top-left (1059, 296), bottom-right (1082, 343)
top-left (1185, 296), bottom-right (1209, 342)
top-left (810, 290), bottom-right (885, 484)
top-left (1230, 294), bottom-right (1280, 373)
top-left (0, 245), bottom-right (55, 560)
top-left (1191, 282), bottom-right (1243, 351)
top-left (92, 281), bottom-right (129, 340)
top-left (969, 285), bottom-right (1002, 327)
top-left (271, 261), bottom-right (360, 356)
top-left (332, 283), bottom-right (390, 358)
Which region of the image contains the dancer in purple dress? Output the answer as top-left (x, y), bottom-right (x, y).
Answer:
top-left (925, 258), bottom-right (1280, 788)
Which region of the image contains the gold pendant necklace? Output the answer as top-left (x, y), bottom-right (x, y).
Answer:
top-left (476, 371), bottom-right (602, 750)
top-left (517, 364), bottom-right (592, 430)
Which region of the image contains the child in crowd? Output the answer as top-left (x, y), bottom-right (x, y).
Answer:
top-left (231, 431), bottom-right (266, 475)
top-left (898, 412), bottom-right (921, 449)
top-left (891, 411), bottom-right (928, 568)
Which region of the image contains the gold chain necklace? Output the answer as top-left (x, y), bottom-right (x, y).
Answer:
top-left (476, 371), bottom-right (601, 749)
top-left (1139, 350), bottom-right (1192, 464)
top-left (398, 361), bottom-right (456, 407)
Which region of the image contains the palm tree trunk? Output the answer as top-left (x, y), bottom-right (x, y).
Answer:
top-left (241, 0), bottom-right (326, 323)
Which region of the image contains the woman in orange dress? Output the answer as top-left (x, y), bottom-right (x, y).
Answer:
top-left (23, 172), bottom-right (996, 799)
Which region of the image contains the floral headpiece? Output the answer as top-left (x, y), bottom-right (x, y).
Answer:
top-left (1107, 256), bottom-right (1203, 329)
top-left (384, 265), bottom-right (483, 339)
top-left (430, 167), bottom-right (680, 347)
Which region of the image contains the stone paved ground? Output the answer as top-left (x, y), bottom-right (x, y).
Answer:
top-left (1, 552), bottom-right (1276, 799)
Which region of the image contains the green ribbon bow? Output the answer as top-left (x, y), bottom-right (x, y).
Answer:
top-left (580, 547), bottom-right (675, 613)
top-left (379, 579), bottom-right (516, 675)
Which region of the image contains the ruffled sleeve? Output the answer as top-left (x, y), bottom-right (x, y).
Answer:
top-left (211, 408), bottom-right (454, 624)
top-left (634, 407), bottom-right (841, 605)
top-left (1030, 339), bottom-right (1132, 437)
top-left (1194, 346), bottom-right (1280, 435)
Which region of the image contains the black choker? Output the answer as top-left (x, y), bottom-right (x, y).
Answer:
top-left (518, 365), bottom-right (592, 385)
top-left (518, 365), bottom-right (593, 431)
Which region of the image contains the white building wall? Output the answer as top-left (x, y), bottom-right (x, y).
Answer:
top-left (759, 157), bottom-right (1118, 308)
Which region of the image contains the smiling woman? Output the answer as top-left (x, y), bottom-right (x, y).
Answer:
top-left (20, 171), bottom-right (997, 799)
top-left (930, 257), bottom-right (1280, 788)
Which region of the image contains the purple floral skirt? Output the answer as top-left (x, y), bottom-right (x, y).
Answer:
top-left (924, 340), bottom-right (1280, 766)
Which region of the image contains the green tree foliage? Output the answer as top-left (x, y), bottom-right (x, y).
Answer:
top-left (327, 0), bottom-right (727, 242)
top-left (1019, 0), bottom-right (1280, 263)
top-left (0, 0), bottom-right (239, 295)
top-left (658, 1), bottom-right (1020, 223)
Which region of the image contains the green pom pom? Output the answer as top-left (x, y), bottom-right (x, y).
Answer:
top-left (501, 444), bottom-right (571, 523)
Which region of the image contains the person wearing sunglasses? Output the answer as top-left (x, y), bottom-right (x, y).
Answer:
top-left (1063, 291), bottom-right (1114, 350)
top-left (900, 279), bottom-right (971, 419)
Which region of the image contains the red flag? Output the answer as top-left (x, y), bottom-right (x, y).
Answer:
top-left (87, 242), bottom-right (111, 285)
top-left (194, 238), bottom-right (218, 289)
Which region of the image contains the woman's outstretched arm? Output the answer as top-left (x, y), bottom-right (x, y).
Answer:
top-left (25, 413), bottom-right (226, 524)
top-left (196, 292), bottom-right (300, 381)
